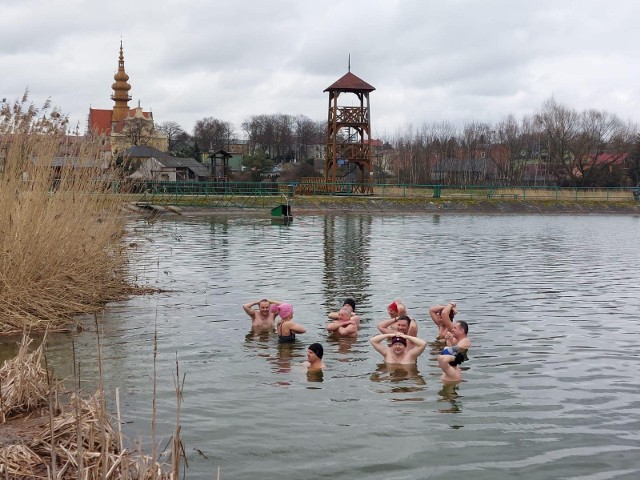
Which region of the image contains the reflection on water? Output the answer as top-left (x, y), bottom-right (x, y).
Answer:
top-left (322, 215), bottom-right (372, 316)
top-left (306, 368), bottom-right (324, 383)
top-left (2, 213), bottom-right (640, 480)
top-left (437, 383), bottom-right (462, 414)
top-left (326, 334), bottom-right (358, 358)
top-left (370, 362), bottom-right (427, 399)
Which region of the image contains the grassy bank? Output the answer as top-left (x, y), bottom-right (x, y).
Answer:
top-left (0, 107), bottom-right (131, 335)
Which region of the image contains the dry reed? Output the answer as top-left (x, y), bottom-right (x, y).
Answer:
top-left (0, 333), bottom-right (178, 479)
top-left (0, 93), bottom-right (131, 335)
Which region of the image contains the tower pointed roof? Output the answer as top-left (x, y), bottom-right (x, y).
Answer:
top-left (111, 41), bottom-right (132, 122)
top-left (324, 71), bottom-right (375, 92)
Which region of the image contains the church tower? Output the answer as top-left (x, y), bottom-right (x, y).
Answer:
top-left (110, 41), bottom-right (132, 128)
top-left (87, 42), bottom-right (168, 154)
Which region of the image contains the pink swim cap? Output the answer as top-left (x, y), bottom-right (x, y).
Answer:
top-left (272, 303), bottom-right (293, 319)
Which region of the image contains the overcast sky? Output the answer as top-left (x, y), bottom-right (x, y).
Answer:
top-left (3, 0), bottom-right (639, 138)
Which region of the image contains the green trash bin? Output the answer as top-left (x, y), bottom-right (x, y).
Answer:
top-left (433, 185), bottom-right (442, 198)
top-left (271, 204), bottom-right (292, 218)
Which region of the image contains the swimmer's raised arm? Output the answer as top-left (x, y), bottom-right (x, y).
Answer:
top-left (242, 299), bottom-right (261, 317)
top-left (429, 304), bottom-right (446, 321)
top-left (377, 316), bottom-right (398, 334)
top-left (440, 303), bottom-right (457, 332)
top-left (370, 333), bottom-right (393, 355)
top-left (397, 333), bottom-right (427, 358)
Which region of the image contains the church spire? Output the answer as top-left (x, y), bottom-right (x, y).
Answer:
top-left (111, 41), bottom-right (132, 124)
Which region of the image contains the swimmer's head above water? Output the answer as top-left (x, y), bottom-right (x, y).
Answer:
top-left (343, 298), bottom-right (356, 311)
top-left (271, 303), bottom-right (293, 319)
top-left (308, 342), bottom-right (324, 359)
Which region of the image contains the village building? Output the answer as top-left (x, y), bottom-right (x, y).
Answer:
top-left (123, 145), bottom-right (209, 182)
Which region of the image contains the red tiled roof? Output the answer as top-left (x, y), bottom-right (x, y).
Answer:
top-left (324, 71), bottom-right (375, 92)
top-left (88, 108), bottom-right (153, 135)
top-left (592, 152), bottom-right (628, 165)
top-left (88, 109), bottom-right (112, 134)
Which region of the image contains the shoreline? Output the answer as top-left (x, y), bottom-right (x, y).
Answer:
top-left (131, 197), bottom-right (640, 216)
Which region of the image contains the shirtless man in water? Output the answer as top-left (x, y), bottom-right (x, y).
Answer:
top-left (303, 343), bottom-right (326, 370)
top-left (242, 298), bottom-right (281, 329)
top-left (370, 332), bottom-right (426, 365)
top-left (327, 307), bottom-right (358, 337)
top-left (377, 314), bottom-right (418, 337)
top-left (378, 300), bottom-right (418, 336)
top-left (438, 320), bottom-right (470, 383)
top-left (328, 298), bottom-right (361, 325)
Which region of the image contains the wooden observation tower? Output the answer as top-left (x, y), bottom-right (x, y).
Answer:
top-left (324, 66), bottom-right (375, 194)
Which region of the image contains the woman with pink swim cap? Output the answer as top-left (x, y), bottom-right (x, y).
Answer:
top-left (271, 303), bottom-right (306, 343)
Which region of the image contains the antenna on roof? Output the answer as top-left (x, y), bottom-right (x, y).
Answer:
top-left (348, 54), bottom-right (351, 72)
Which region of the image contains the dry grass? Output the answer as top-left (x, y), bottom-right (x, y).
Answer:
top-left (0, 333), bottom-right (180, 479)
top-left (1, 95), bottom-right (131, 335)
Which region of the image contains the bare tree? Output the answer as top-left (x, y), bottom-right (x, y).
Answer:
top-left (193, 117), bottom-right (234, 152)
top-left (569, 109), bottom-right (632, 186)
top-left (120, 117), bottom-right (156, 146)
top-left (457, 121), bottom-right (493, 185)
top-left (534, 98), bottom-right (580, 184)
top-left (157, 121), bottom-right (186, 151)
top-left (294, 115), bottom-right (324, 161)
top-left (493, 114), bottom-right (538, 184)
top-left (535, 98), bottom-right (635, 186)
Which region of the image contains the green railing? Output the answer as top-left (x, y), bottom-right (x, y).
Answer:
top-left (134, 181), bottom-right (291, 208)
top-left (128, 181), bottom-right (640, 208)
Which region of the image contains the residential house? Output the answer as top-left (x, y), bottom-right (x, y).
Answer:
top-left (124, 145), bottom-right (209, 181)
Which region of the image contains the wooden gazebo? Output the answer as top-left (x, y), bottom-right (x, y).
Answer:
top-left (209, 149), bottom-right (232, 181)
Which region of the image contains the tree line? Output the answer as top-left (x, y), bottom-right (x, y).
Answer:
top-left (384, 98), bottom-right (640, 187)
top-left (156, 97), bottom-right (640, 187)
top-left (156, 114), bottom-right (325, 163)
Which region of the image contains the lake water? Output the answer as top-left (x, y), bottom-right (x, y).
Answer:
top-left (3, 212), bottom-right (640, 480)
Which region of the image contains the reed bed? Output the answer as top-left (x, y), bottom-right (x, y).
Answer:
top-left (0, 335), bottom-right (51, 422)
top-left (0, 333), bottom-right (178, 479)
top-left (1, 95), bottom-right (132, 335)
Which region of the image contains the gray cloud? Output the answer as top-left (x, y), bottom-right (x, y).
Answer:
top-left (3, 0), bottom-right (640, 136)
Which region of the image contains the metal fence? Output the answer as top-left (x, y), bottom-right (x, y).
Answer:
top-left (128, 180), bottom-right (640, 208)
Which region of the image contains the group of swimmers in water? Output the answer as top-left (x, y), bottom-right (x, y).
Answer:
top-left (242, 297), bottom-right (470, 383)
